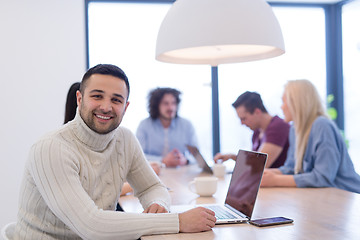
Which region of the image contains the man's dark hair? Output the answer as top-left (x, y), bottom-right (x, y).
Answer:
top-left (148, 87), bottom-right (181, 119)
top-left (80, 64), bottom-right (130, 100)
top-left (232, 91), bottom-right (267, 114)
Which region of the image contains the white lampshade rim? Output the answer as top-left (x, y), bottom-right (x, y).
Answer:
top-left (155, 0), bottom-right (285, 66)
top-left (156, 44), bottom-right (285, 66)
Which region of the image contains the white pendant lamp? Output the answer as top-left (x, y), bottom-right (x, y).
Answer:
top-left (156, 0), bottom-right (285, 66)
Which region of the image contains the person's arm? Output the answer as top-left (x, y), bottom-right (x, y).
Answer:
top-left (259, 117), bottom-right (290, 167)
top-left (258, 142), bottom-right (284, 168)
top-left (143, 203), bottom-right (168, 213)
top-left (261, 127), bottom-right (296, 187)
top-left (120, 163), bottom-right (161, 198)
top-left (213, 153), bottom-right (237, 163)
top-left (128, 135), bottom-right (216, 231)
top-left (261, 169), bottom-right (296, 187)
top-left (125, 131), bottom-right (173, 211)
top-left (291, 119), bottom-right (343, 188)
top-left (29, 138), bottom-right (179, 240)
top-left (178, 207), bottom-right (216, 232)
top-left (119, 162), bottom-right (163, 199)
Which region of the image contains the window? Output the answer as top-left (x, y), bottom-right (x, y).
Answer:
top-left (218, 7), bottom-right (326, 154)
top-left (88, 2), bottom-right (327, 161)
top-left (342, 0), bottom-right (360, 173)
top-left (88, 2), bottom-right (212, 158)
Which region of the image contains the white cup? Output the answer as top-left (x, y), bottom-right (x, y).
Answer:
top-left (212, 163), bottom-right (226, 178)
top-left (188, 177), bottom-right (218, 197)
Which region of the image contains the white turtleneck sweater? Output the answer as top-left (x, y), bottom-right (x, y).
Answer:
top-left (14, 111), bottom-right (179, 240)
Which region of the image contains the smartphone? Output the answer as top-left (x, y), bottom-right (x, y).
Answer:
top-left (249, 217), bottom-right (293, 227)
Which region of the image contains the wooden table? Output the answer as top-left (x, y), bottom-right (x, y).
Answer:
top-left (119, 165), bottom-right (360, 240)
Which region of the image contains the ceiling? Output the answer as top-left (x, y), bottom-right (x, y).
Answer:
top-left (268, 0), bottom-right (346, 3)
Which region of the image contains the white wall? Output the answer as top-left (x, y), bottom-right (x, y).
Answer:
top-left (0, 0), bottom-right (86, 228)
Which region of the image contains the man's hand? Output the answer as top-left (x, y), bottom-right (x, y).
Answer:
top-left (213, 153), bottom-right (236, 163)
top-left (143, 203), bottom-right (168, 213)
top-left (179, 207), bottom-right (216, 232)
top-left (162, 149), bottom-right (187, 167)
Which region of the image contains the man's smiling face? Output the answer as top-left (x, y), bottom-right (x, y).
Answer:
top-left (76, 74), bottom-right (129, 134)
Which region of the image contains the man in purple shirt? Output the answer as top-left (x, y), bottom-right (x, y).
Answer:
top-left (214, 91), bottom-right (290, 168)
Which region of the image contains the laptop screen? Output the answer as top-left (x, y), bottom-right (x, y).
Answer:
top-left (224, 150), bottom-right (267, 219)
top-left (186, 145), bottom-right (213, 173)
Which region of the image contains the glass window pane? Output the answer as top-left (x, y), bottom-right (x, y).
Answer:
top-left (219, 7), bottom-right (326, 153)
top-left (342, 0), bottom-right (360, 173)
top-left (88, 2), bottom-right (213, 158)
top-left (88, 4), bottom-right (327, 161)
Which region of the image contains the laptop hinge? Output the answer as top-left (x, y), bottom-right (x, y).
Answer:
top-left (224, 204), bottom-right (249, 219)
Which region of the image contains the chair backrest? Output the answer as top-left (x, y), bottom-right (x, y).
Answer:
top-left (1, 222), bottom-right (16, 240)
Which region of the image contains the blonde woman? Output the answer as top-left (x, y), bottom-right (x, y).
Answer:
top-left (261, 79), bottom-right (360, 193)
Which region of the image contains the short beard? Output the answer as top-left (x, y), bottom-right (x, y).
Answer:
top-left (80, 107), bottom-right (119, 134)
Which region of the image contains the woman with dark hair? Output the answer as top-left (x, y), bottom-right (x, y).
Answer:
top-left (64, 82), bottom-right (80, 124)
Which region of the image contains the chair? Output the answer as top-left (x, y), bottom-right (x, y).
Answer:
top-left (1, 222), bottom-right (16, 240)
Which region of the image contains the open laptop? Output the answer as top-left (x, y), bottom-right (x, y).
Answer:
top-left (172, 149), bottom-right (267, 224)
top-left (186, 145), bottom-right (213, 173)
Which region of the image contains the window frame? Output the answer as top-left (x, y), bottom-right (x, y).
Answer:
top-left (85, 0), bottom-right (355, 154)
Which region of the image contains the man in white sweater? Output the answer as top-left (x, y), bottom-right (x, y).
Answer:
top-left (15, 64), bottom-right (216, 240)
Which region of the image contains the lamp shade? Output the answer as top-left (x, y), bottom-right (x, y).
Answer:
top-left (156, 0), bottom-right (285, 66)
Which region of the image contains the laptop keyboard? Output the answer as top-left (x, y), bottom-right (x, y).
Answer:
top-left (206, 205), bottom-right (238, 220)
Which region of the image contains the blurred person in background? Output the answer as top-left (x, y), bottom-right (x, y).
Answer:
top-left (137, 87), bottom-right (198, 167)
top-left (64, 82), bottom-right (80, 124)
top-left (261, 79), bottom-right (360, 194)
top-left (214, 91), bottom-right (290, 168)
